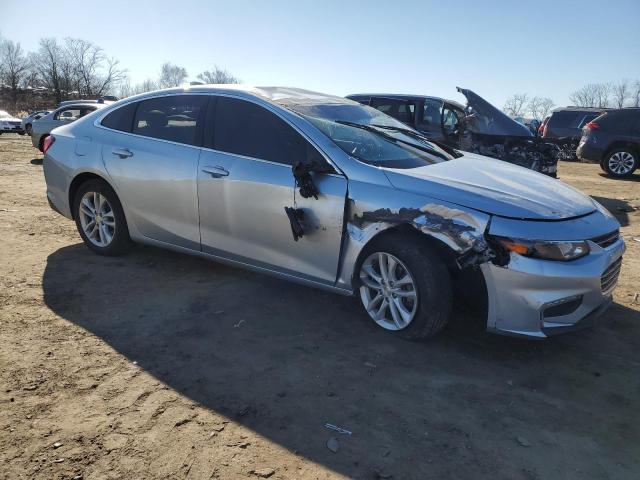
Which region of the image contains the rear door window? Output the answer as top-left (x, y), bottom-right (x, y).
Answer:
top-left (210, 97), bottom-right (323, 166)
top-left (54, 108), bottom-right (82, 121)
top-left (369, 98), bottom-right (416, 125)
top-left (132, 95), bottom-right (208, 146)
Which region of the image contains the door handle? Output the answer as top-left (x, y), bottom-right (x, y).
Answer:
top-left (112, 148), bottom-right (133, 159)
top-left (201, 165), bottom-right (229, 178)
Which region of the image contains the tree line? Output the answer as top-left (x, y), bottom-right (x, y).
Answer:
top-left (504, 80), bottom-right (640, 120)
top-left (0, 34), bottom-right (240, 109)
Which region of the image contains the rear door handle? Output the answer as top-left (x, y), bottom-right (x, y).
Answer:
top-left (201, 165), bottom-right (229, 178)
top-left (112, 148), bottom-right (133, 159)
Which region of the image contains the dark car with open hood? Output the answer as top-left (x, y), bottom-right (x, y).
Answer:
top-left (347, 88), bottom-right (560, 177)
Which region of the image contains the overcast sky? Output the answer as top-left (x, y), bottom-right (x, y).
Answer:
top-left (2, 0), bottom-right (639, 107)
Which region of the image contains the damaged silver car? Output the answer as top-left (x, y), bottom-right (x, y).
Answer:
top-left (43, 86), bottom-right (624, 339)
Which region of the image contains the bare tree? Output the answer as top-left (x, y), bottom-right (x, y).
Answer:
top-left (0, 39), bottom-right (30, 104)
top-left (158, 63), bottom-right (187, 88)
top-left (632, 80), bottom-right (640, 108)
top-left (569, 84), bottom-right (596, 107)
top-left (569, 83), bottom-right (611, 108)
top-left (64, 38), bottom-right (126, 97)
top-left (503, 93), bottom-right (529, 117)
top-left (539, 97), bottom-right (555, 119)
top-left (527, 96), bottom-right (544, 120)
top-left (612, 80), bottom-right (629, 108)
top-left (118, 77), bottom-right (158, 98)
top-left (197, 66), bottom-right (240, 84)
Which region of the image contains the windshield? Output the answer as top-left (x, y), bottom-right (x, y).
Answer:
top-left (0, 110), bottom-right (12, 119)
top-left (287, 103), bottom-right (455, 168)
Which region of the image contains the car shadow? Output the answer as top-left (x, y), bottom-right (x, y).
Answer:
top-left (30, 158), bottom-right (43, 165)
top-left (42, 243), bottom-right (640, 478)
top-left (598, 172), bottom-right (640, 182)
top-left (591, 195), bottom-right (633, 227)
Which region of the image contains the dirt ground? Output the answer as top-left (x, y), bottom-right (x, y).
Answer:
top-left (1, 134), bottom-right (639, 480)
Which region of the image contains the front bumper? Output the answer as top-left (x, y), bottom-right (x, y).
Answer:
top-left (481, 235), bottom-right (625, 338)
top-left (0, 124), bottom-right (25, 133)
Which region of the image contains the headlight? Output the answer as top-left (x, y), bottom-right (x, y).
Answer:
top-left (492, 236), bottom-right (589, 261)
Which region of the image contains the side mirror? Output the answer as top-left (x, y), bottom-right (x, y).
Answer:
top-left (34, 115), bottom-right (41, 120)
top-left (309, 158), bottom-right (334, 174)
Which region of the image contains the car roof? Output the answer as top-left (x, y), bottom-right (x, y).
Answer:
top-left (56, 102), bottom-right (107, 110)
top-left (551, 106), bottom-right (609, 113)
top-left (347, 93), bottom-right (466, 110)
top-left (115, 85), bottom-right (356, 108)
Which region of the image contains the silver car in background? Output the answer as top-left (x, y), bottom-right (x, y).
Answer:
top-left (31, 102), bottom-right (105, 151)
top-left (42, 86), bottom-right (624, 339)
top-left (21, 110), bottom-right (50, 136)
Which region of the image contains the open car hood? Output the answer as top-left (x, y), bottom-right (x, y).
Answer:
top-left (383, 153), bottom-right (596, 220)
top-left (457, 87), bottom-right (533, 137)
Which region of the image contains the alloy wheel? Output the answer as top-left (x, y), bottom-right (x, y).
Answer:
top-left (608, 151), bottom-right (635, 175)
top-left (78, 191), bottom-right (116, 247)
top-left (359, 252), bottom-right (418, 331)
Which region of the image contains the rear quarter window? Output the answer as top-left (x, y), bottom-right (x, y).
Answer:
top-left (599, 110), bottom-right (640, 133)
top-left (101, 103), bottom-right (137, 132)
top-left (548, 111), bottom-right (583, 128)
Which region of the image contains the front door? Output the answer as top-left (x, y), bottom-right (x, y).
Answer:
top-left (197, 96), bottom-right (347, 284)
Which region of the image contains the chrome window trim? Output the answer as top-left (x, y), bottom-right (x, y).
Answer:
top-left (93, 91), bottom-right (345, 175)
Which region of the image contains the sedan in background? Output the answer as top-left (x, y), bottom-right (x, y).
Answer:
top-left (21, 110), bottom-right (50, 136)
top-left (42, 86), bottom-right (623, 340)
top-left (31, 102), bottom-right (105, 151)
top-left (0, 110), bottom-right (25, 135)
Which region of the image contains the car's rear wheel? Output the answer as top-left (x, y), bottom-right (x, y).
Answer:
top-left (357, 235), bottom-right (452, 340)
top-left (604, 148), bottom-right (637, 177)
top-left (73, 179), bottom-right (132, 256)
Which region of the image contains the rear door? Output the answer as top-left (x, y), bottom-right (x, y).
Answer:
top-left (100, 94), bottom-right (208, 250)
top-left (197, 96), bottom-right (348, 284)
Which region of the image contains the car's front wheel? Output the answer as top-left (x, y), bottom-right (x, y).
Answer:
top-left (25, 124), bottom-right (32, 136)
top-left (73, 179), bottom-right (132, 256)
top-left (604, 148), bottom-right (638, 177)
top-left (357, 235), bottom-right (452, 340)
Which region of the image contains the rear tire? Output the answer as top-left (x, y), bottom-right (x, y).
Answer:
top-left (356, 234), bottom-right (452, 340)
top-left (73, 179), bottom-right (132, 256)
top-left (603, 148), bottom-right (637, 178)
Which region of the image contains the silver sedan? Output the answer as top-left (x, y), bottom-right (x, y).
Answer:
top-left (42, 86), bottom-right (624, 339)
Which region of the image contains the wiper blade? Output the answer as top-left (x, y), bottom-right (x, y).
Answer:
top-left (334, 120), bottom-right (448, 160)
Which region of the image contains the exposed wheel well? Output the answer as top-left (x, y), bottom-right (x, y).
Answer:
top-left (605, 142), bottom-right (639, 159)
top-left (68, 173), bottom-right (110, 219)
top-left (352, 224), bottom-right (488, 317)
top-left (38, 134), bottom-right (49, 152)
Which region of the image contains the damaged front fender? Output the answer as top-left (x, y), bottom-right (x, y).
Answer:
top-left (336, 181), bottom-right (493, 290)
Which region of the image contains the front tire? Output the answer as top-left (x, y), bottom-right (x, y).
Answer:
top-left (25, 124), bottom-right (32, 136)
top-left (357, 234), bottom-right (452, 340)
top-left (73, 179), bottom-right (132, 256)
top-left (604, 148), bottom-right (637, 177)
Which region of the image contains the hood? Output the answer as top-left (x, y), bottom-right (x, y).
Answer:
top-left (0, 116), bottom-right (21, 122)
top-left (383, 153), bottom-right (596, 220)
top-left (457, 87), bottom-right (533, 137)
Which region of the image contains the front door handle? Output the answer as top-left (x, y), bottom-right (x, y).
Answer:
top-left (201, 165), bottom-right (229, 178)
top-left (112, 148), bottom-right (133, 159)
